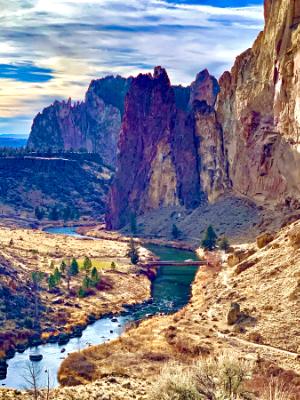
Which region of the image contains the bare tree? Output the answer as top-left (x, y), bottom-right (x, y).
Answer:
top-left (23, 361), bottom-right (42, 400)
top-left (23, 362), bottom-right (51, 400)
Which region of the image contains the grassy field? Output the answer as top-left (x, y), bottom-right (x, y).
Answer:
top-left (77, 258), bottom-right (117, 270)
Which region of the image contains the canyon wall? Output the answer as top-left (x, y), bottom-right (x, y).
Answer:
top-left (217, 0), bottom-right (300, 206)
top-left (27, 76), bottom-right (132, 167)
top-left (106, 68), bottom-right (229, 229)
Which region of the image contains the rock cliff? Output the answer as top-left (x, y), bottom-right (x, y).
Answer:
top-left (27, 76), bottom-right (132, 167)
top-left (107, 0), bottom-right (300, 229)
top-left (106, 67), bottom-right (229, 229)
top-left (217, 0), bottom-right (300, 206)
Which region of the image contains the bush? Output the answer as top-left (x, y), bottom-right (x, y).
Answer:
top-left (218, 236), bottom-right (230, 252)
top-left (23, 317), bottom-right (34, 329)
top-left (149, 352), bottom-right (254, 400)
top-left (149, 362), bottom-right (199, 400)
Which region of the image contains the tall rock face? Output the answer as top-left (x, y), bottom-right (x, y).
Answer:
top-left (27, 76), bottom-right (132, 167)
top-left (217, 0), bottom-right (300, 206)
top-left (106, 67), bottom-right (229, 229)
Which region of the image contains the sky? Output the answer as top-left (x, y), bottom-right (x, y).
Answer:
top-left (0, 0), bottom-right (264, 136)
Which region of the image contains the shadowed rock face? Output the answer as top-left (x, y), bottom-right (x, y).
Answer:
top-left (217, 0), bottom-right (300, 206)
top-left (106, 67), bottom-right (228, 229)
top-left (27, 76), bottom-right (132, 167)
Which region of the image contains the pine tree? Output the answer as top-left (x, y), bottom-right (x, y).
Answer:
top-left (171, 224), bottom-right (181, 239)
top-left (91, 267), bottom-right (100, 287)
top-left (78, 287), bottom-right (86, 298)
top-left (201, 226), bottom-right (218, 251)
top-left (127, 238), bottom-right (139, 265)
top-left (48, 274), bottom-right (57, 290)
top-left (31, 270), bottom-right (44, 327)
top-left (111, 262), bottom-right (116, 270)
top-left (60, 260), bottom-right (66, 274)
top-left (218, 236), bottom-right (230, 252)
top-left (53, 267), bottom-right (62, 284)
top-left (70, 258), bottom-right (79, 276)
top-left (130, 213), bottom-right (137, 234)
top-left (83, 256), bottom-right (92, 276)
top-left (82, 275), bottom-right (91, 290)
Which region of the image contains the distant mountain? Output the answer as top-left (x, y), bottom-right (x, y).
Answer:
top-left (0, 135), bottom-right (28, 148)
top-left (27, 76), bottom-right (132, 167)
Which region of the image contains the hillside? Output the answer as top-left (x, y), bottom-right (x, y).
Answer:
top-left (57, 219), bottom-right (300, 398)
top-left (0, 152), bottom-right (112, 224)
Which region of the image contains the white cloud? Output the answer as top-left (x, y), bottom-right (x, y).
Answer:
top-left (0, 0), bottom-right (264, 134)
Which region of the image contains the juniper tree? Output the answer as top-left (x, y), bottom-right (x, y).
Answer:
top-left (201, 226), bottom-right (218, 251)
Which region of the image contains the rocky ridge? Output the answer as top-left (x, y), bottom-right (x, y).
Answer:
top-left (27, 76), bottom-right (132, 167)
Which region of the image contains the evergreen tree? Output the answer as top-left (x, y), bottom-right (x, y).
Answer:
top-left (53, 267), bottom-right (62, 284)
top-left (70, 258), bottom-right (79, 276)
top-left (111, 262), bottom-right (116, 270)
top-left (78, 287), bottom-right (86, 298)
top-left (48, 274), bottom-right (57, 290)
top-left (48, 206), bottom-right (59, 221)
top-left (201, 226), bottom-right (218, 251)
top-left (31, 270), bottom-right (44, 327)
top-left (83, 256), bottom-right (92, 276)
top-left (218, 236), bottom-right (230, 252)
top-left (171, 224), bottom-right (181, 239)
top-left (82, 275), bottom-right (91, 290)
top-left (130, 213), bottom-right (137, 234)
top-left (34, 207), bottom-right (45, 221)
top-left (60, 260), bottom-right (67, 274)
top-left (91, 267), bottom-right (100, 286)
top-left (127, 238), bottom-right (139, 265)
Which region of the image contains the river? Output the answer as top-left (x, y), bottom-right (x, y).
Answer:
top-left (1, 227), bottom-right (199, 389)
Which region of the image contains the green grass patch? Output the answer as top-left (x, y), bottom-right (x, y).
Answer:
top-left (78, 259), bottom-right (114, 271)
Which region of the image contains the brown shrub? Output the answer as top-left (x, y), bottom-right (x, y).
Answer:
top-left (58, 353), bottom-right (96, 386)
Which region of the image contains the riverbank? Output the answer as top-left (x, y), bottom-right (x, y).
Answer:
top-left (58, 219), bottom-right (300, 398)
top-left (76, 225), bottom-right (196, 251)
top-left (0, 226), bottom-right (153, 362)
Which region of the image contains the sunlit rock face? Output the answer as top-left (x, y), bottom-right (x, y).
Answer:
top-left (217, 0), bottom-right (300, 206)
top-left (27, 76), bottom-right (132, 167)
top-left (106, 67), bottom-right (229, 229)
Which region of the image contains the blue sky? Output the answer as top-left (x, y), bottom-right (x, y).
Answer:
top-left (0, 0), bottom-right (264, 136)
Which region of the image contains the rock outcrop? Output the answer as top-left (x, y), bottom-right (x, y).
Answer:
top-left (217, 0), bottom-right (300, 206)
top-left (106, 67), bottom-right (229, 229)
top-left (27, 76), bottom-right (132, 167)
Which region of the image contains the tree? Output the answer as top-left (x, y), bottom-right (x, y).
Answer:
top-left (171, 224), bottom-right (181, 239)
top-left (83, 256), bottom-right (92, 276)
top-left (127, 238), bottom-right (139, 265)
top-left (60, 260), bottom-right (66, 274)
top-left (70, 258), bottom-right (79, 276)
top-left (34, 207), bottom-right (45, 221)
top-left (53, 267), bottom-right (61, 284)
top-left (130, 213), bottom-right (137, 234)
top-left (23, 361), bottom-right (41, 400)
top-left (48, 274), bottom-right (57, 290)
top-left (218, 236), bottom-right (230, 252)
top-left (49, 260), bottom-right (55, 270)
top-left (201, 226), bottom-right (218, 251)
top-left (82, 276), bottom-right (91, 290)
top-left (91, 267), bottom-right (100, 287)
top-left (78, 287), bottom-right (86, 298)
top-left (111, 262), bottom-right (116, 270)
top-left (31, 270), bottom-right (44, 328)
top-left (48, 206), bottom-right (59, 221)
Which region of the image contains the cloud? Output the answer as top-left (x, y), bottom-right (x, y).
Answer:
top-left (0, 0), bottom-right (264, 134)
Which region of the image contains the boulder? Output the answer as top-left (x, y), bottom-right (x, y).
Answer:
top-left (288, 226), bottom-right (300, 249)
top-left (227, 302), bottom-right (241, 325)
top-left (256, 233), bottom-right (274, 249)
